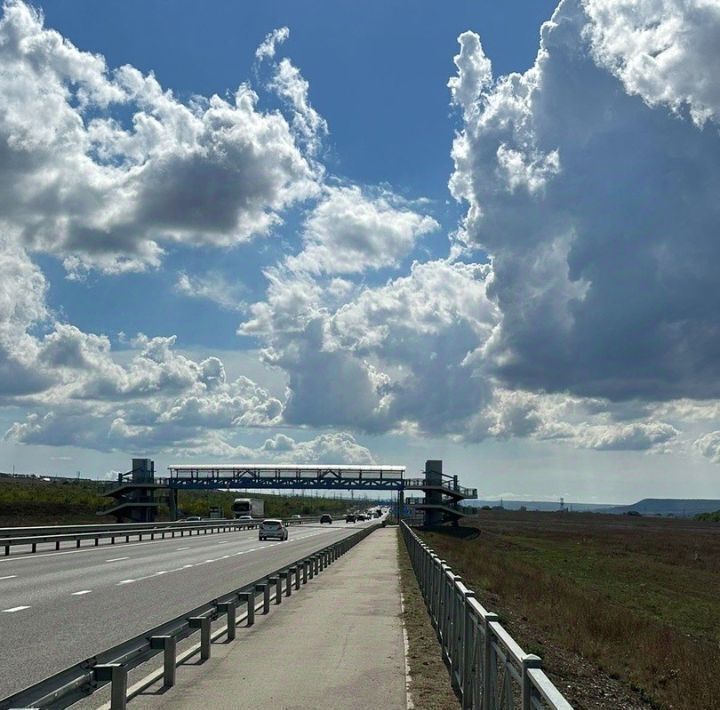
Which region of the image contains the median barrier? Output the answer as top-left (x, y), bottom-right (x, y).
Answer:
top-left (0, 521), bottom-right (380, 710)
top-left (0, 516), bottom-right (331, 556)
top-left (400, 521), bottom-right (573, 710)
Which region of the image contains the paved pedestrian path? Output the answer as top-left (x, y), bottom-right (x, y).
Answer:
top-left (136, 527), bottom-right (407, 710)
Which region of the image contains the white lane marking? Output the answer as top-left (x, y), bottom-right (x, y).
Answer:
top-left (2, 605), bottom-right (30, 613)
top-left (176, 547), bottom-right (190, 551)
top-left (105, 557), bottom-right (129, 563)
top-left (71, 590), bottom-right (92, 596)
top-left (0, 574), bottom-right (17, 580)
top-left (101, 526), bottom-right (358, 586)
top-left (216, 541), bottom-right (228, 544)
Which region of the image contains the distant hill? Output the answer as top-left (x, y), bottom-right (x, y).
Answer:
top-left (466, 499), bottom-right (610, 512)
top-left (594, 499), bottom-right (720, 517)
top-left (466, 497), bottom-right (720, 517)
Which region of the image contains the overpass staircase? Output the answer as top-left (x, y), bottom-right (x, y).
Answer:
top-left (404, 461), bottom-right (478, 526)
top-left (97, 459), bottom-right (163, 523)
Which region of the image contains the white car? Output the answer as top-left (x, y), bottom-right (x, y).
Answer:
top-left (259, 519), bottom-right (288, 541)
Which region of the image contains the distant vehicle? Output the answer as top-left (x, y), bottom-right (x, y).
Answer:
top-left (236, 514), bottom-right (254, 522)
top-left (357, 514), bottom-right (367, 521)
top-left (320, 514), bottom-right (333, 524)
top-left (346, 514), bottom-right (356, 523)
top-left (232, 498), bottom-right (265, 519)
top-left (259, 519), bottom-right (288, 541)
top-left (374, 510), bottom-right (382, 518)
top-left (183, 516), bottom-right (203, 522)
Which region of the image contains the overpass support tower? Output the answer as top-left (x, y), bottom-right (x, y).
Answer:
top-left (424, 460), bottom-right (444, 527)
top-left (98, 458), bottom-right (163, 523)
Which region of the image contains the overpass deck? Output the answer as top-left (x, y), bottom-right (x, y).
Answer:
top-left (164, 464), bottom-right (407, 491)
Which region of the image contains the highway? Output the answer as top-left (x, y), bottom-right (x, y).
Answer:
top-left (0, 519), bottom-right (371, 699)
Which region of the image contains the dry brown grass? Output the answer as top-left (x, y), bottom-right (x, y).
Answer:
top-left (419, 512), bottom-right (720, 710)
top-left (396, 529), bottom-right (460, 710)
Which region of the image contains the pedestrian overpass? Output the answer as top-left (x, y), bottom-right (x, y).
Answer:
top-left (100, 459), bottom-right (478, 526)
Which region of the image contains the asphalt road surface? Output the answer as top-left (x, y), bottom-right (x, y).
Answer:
top-left (0, 520), bottom-right (372, 699)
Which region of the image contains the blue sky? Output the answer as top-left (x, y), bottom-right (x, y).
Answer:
top-left (2, 0), bottom-right (720, 504)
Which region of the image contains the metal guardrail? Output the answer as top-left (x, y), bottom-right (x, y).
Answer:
top-left (0, 517), bottom-right (328, 556)
top-left (0, 521), bottom-right (381, 709)
top-left (0, 519), bottom-right (241, 538)
top-left (400, 522), bottom-right (573, 710)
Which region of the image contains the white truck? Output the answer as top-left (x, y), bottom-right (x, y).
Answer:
top-left (231, 498), bottom-right (265, 519)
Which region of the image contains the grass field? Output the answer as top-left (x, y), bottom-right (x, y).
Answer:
top-left (419, 511), bottom-right (720, 710)
top-left (0, 476), bottom-right (351, 526)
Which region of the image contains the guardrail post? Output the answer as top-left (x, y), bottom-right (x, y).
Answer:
top-left (56, 540), bottom-right (61, 550)
top-left (189, 616), bottom-right (212, 660)
top-left (94, 663), bottom-right (127, 710)
top-left (291, 565), bottom-right (300, 590)
top-left (239, 592), bottom-right (255, 626)
top-left (217, 601), bottom-right (237, 641)
top-left (280, 570), bottom-right (291, 597)
top-left (270, 576), bottom-right (282, 604)
top-left (256, 582), bottom-right (270, 614)
top-left (150, 635), bottom-right (177, 688)
top-left (461, 591), bottom-right (476, 708)
top-left (483, 613), bottom-right (499, 709)
top-left (319, 553), bottom-right (325, 571)
top-left (308, 557), bottom-right (315, 579)
top-left (302, 559), bottom-right (308, 584)
top-left (522, 654), bottom-right (542, 710)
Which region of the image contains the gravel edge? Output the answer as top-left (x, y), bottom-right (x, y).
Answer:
top-left (396, 528), bottom-right (460, 710)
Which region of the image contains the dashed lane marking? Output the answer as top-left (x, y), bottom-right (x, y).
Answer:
top-left (117, 579), bottom-right (136, 585)
top-left (71, 590), bottom-right (92, 596)
top-left (0, 574), bottom-right (17, 580)
top-left (105, 557), bottom-right (129, 563)
top-left (2, 605), bottom-right (30, 613)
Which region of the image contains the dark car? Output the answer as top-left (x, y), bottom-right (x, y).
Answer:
top-left (345, 513), bottom-right (356, 523)
top-left (320, 514), bottom-right (333, 524)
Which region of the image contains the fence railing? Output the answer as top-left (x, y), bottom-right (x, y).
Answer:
top-left (0, 522), bottom-right (380, 709)
top-left (400, 522), bottom-right (573, 710)
top-left (0, 516), bottom-right (329, 556)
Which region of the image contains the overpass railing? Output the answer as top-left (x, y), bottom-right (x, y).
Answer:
top-left (401, 522), bottom-right (573, 710)
top-left (0, 522), bottom-right (381, 710)
top-left (0, 516), bottom-right (331, 556)
top-left (403, 478), bottom-right (478, 498)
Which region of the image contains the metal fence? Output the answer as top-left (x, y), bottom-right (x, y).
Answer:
top-left (0, 522), bottom-right (380, 709)
top-left (401, 522), bottom-right (573, 710)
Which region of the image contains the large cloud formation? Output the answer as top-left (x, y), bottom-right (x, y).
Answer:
top-left (449, 0), bottom-right (720, 404)
top-left (0, 1), bottom-right (319, 274)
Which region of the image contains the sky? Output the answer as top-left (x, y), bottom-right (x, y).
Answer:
top-left (2, 0), bottom-right (720, 504)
